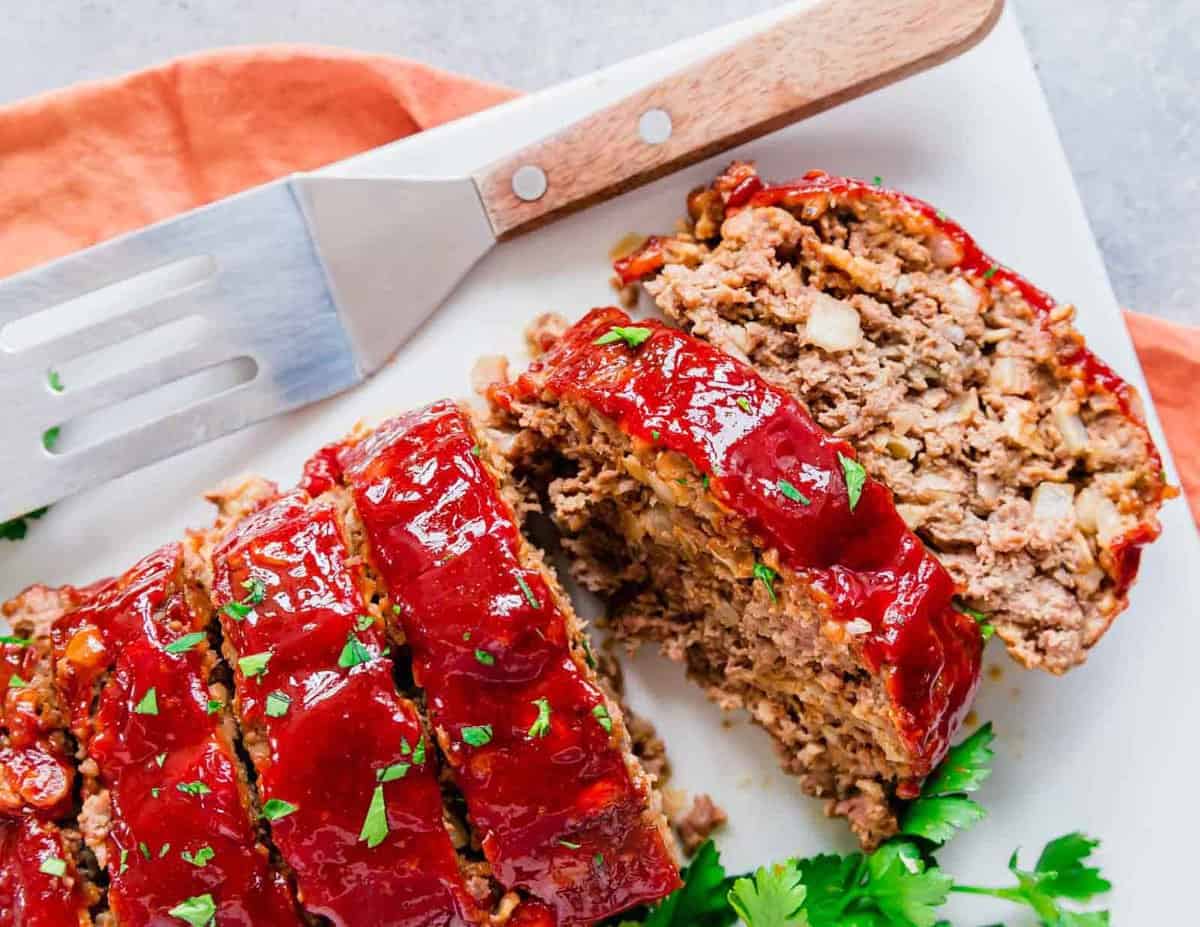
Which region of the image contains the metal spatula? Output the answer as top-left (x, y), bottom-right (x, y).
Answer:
top-left (0, 0), bottom-right (1001, 522)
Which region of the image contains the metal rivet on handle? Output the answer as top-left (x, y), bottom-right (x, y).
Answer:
top-left (638, 109), bottom-right (672, 145)
top-left (512, 165), bottom-right (548, 202)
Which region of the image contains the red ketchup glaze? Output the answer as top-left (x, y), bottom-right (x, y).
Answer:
top-left (614, 169), bottom-right (1168, 593)
top-left (339, 402), bottom-right (681, 926)
top-left (495, 309), bottom-right (982, 771)
top-left (52, 543), bottom-right (302, 927)
top-left (298, 442), bottom-right (345, 498)
top-left (0, 817), bottom-right (90, 927)
top-left (211, 490), bottom-right (485, 927)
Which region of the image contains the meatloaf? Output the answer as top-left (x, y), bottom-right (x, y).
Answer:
top-left (489, 307), bottom-right (984, 848)
top-left (1, 402), bottom-right (680, 926)
top-left (614, 163), bottom-right (1172, 673)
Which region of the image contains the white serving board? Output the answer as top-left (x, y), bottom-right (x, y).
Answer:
top-left (4, 4), bottom-right (1198, 922)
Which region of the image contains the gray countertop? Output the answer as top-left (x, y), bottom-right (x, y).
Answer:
top-left (2, 1), bottom-right (1195, 325)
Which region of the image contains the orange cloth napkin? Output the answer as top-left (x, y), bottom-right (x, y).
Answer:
top-left (1, 45), bottom-right (1194, 524)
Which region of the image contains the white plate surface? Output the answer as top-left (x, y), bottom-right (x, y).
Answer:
top-left (3, 5), bottom-right (1198, 922)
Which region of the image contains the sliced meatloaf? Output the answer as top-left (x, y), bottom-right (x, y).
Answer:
top-left (333, 401), bottom-right (681, 926)
top-left (489, 308), bottom-right (983, 848)
top-left (2, 587), bottom-right (99, 927)
top-left (200, 481), bottom-right (504, 927)
top-left (50, 543), bottom-right (303, 927)
top-left (615, 163), bottom-right (1172, 673)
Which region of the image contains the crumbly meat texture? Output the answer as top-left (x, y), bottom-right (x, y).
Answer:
top-left (494, 386), bottom-right (919, 849)
top-left (633, 165), bottom-right (1169, 673)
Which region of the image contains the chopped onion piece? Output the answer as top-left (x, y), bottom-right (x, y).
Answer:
top-left (804, 294), bottom-right (862, 352)
top-left (1052, 405), bottom-right (1090, 454)
top-left (1032, 481), bottom-right (1076, 524)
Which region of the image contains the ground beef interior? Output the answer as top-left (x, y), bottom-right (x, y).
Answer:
top-left (628, 163), bottom-right (1171, 673)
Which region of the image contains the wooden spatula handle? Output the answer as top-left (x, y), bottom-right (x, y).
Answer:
top-left (474, 0), bottom-right (1002, 240)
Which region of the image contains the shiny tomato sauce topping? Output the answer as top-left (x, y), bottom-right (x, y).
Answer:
top-left (339, 401), bottom-right (681, 926)
top-left (0, 817), bottom-right (90, 927)
top-left (614, 168), bottom-right (1167, 593)
top-left (496, 309), bottom-right (981, 770)
top-left (53, 544), bottom-right (302, 927)
top-left (211, 490), bottom-right (484, 927)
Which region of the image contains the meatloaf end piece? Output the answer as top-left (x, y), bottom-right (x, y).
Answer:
top-left (491, 308), bottom-right (983, 848)
top-left (50, 543), bottom-right (303, 927)
top-left (2, 587), bottom-right (99, 927)
top-left (335, 401), bottom-right (681, 925)
top-left (202, 482), bottom-right (499, 927)
top-left (617, 163), bottom-right (1173, 673)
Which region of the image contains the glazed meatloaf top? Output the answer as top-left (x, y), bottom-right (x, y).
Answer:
top-left (616, 163), bottom-right (1173, 672)
top-left (493, 307), bottom-right (983, 775)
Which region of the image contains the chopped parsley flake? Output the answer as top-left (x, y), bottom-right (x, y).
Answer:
top-left (8, 674), bottom-right (27, 689)
top-left (159, 843), bottom-right (171, 858)
top-left (355, 615), bottom-right (376, 631)
top-left (528, 698), bottom-right (552, 738)
top-left (238, 652), bottom-right (272, 679)
top-left (391, 603), bottom-right (403, 615)
top-left (265, 691), bottom-right (291, 718)
top-left (133, 687), bottom-right (159, 715)
top-left (205, 699), bottom-right (223, 715)
top-left (338, 632), bottom-right (373, 669)
top-left (516, 574), bottom-right (541, 610)
top-left (776, 479), bottom-right (810, 505)
top-left (0, 635), bottom-right (32, 647)
top-left (400, 737), bottom-right (411, 755)
top-left (177, 781), bottom-right (211, 797)
top-left (736, 397), bottom-right (752, 413)
top-left (593, 704), bottom-right (613, 733)
top-left (359, 785), bottom-right (390, 848)
top-left (594, 853), bottom-right (605, 867)
top-left (165, 632), bottom-right (205, 655)
top-left (154, 752), bottom-right (167, 768)
top-left (474, 649), bottom-right (495, 666)
top-left (982, 264), bottom-right (1000, 281)
top-left (151, 788), bottom-right (161, 798)
top-left (470, 444), bottom-right (483, 458)
top-left (412, 735), bottom-right (426, 765)
top-left (181, 846), bottom-right (214, 868)
top-left (42, 427), bottom-right (60, 452)
top-left (48, 369), bottom-right (64, 393)
top-left (701, 474), bottom-right (711, 490)
top-left (954, 598), bottom-right (995, 640)
top-left (139, 842), bottom-right (151, 860)
top-left (261, 798), bottom-right (298, 821)
top-left (223, 577), bottom-right (265, 621)
top-left (39, 857), bottom-right (66, 877)
top-left (119, 848), bottom-right (129, 874)
top-left (581, 636), bottom-right (597, 669)
top-left (873, 175), bottom-right (884, 186)
top-left (168, 893), bottom-right (217, 927)
top-left (838, 452), bottom-right (867, 511)
top-left (936, 208), bottom-right (947, 220)
top-left (559, 839), bottom-right (582, 849)
top-left (753, 562), bottom-right (778, 603)
top-left (378, 763), bottom-right (410, 783)
top-left (651, 430), bottom-right (661, 441)
top-left (594, 325), bottom-right (653, 349)
top-left (462, 725), bottom-right (493, 747)
top-left (461, 631), bottom-right (471, 641)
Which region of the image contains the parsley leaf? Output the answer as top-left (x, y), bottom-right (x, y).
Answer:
top-left (901, 723), bottom-right (994, 844)
top-left (736, 397), bottom-right (753, 414)
top-left (474, 649), bottom-right (495, 666)
top-left (462, 725), bottom-right (492, 747)
top-left (377, 763), bottom-right (410, 783)
top-left (412, 735), bottom-right (426, 764)
top-left (637, 840), bottom-right (738, 927)
top-left (594, 325), bottom-right (653, 349)
top-left (593, 704), bottom-right (613, 733)
top-left (39, 857), bottom-right (67, 877)
top-left (727, 860), bottom-right (808, 926)
top-left (0, 635), bottom-right (32, 647)
top-left (261, 798), bottom-right (298, 821)
top-left (528, 697), bottom-right (552, 738)
top-left (516, 574), bottom-right (541, 609)
top-left (753, 562), bottom-right (778, 603)
top-left (223, 577), bottom-right (265, 621)
top-left (777, 480), bottom-right (811, 505)
top-left (181, 846), bottom-right (214, 868)
top-left (265, 691), bottom-right (291, 718)
top-left (168, 893), bottom-right (217, 927)
top-left (205, 699), bottom-right (223, 715)
top-left (0, 507), bottom-right (49, 543)
top-left (8, 673), bottom-right (27, 689)
top-left (338, 632), bottom-right (373, 669)
top-left (359, 784), bottom-right (389, 848)
top-left (133, 687), bottom-right (159, 715)
top-left (838, 452), bottom-right (867, 511)
top-left (355, 615), bottom-right (377, 631)
top-left (176, 781), bottom-right (211, 797)
top-left (164, 632), bottom-right (206, 655)
top-left (953, 597), bottom-right (996, 640)
top-left (238, 651), bottom-right (272, 679)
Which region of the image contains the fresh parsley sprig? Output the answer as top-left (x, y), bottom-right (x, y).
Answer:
top-left (900, 722), bottom-right (994, 844)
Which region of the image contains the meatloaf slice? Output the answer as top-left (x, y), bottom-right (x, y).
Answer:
top-left (50, 543), bottom-right (303, 927)
top-left (616, 163), bottom-right (1173, 673)
top-left (201, 482), bottom-right (498, 927)
top-left (490, 308), bottom-right (983, 848)
top-left (335, 401), bottom-right (681, 925)
top-left (2, 587), bottom-right (98, 927)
